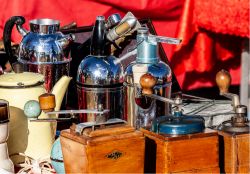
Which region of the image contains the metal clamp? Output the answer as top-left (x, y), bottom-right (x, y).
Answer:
top-left (75, 119), bottom-right (126, 135)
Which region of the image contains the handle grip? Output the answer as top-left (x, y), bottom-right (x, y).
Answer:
top-left (140, 73), bottom-right (157, 95)
top-left (215, 69), bottom-right (231, 94)
top-left (3, 16), bottom-right (25, 66)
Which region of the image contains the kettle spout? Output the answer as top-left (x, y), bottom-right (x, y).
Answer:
top-left (17, 24), bottom-right (28, 37)
top-left (51, 76), bottom-right (72, 111)
top-left (57, 34), bottom-right (75, 49)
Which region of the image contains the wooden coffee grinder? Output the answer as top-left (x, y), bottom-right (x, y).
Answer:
top-left (32, 93), bottom-right (145, 173)
top-left (60, 121), bottom-right (145, 173)
top-left (216, 70), bottom-right (250, 173)
top-left (139, 74), bottom-right (220, 173)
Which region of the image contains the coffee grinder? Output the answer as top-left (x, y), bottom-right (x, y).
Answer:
top-left (0, 100), bottom-right (14, 173)
top-left (23, 93), bottom-right (145, 173)
top-left (139, 74), bottom-right (220, 173)
top-left (215, 70), bottom-right (250, 173)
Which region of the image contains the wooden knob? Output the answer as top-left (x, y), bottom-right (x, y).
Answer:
top-left (216, 69), bottom-right (231, 94)
top-left (38, 93), bottom-right (56, 112)
top-left (140, 73), bottom-right (157, 95)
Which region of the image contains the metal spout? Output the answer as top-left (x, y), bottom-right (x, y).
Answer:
top-left (17, 24), bottom-right (28, 37)
top-left (56, 34), bottom-right (75, 49)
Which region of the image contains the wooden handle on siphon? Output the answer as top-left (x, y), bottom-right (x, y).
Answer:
top-left (215, 69), bottom-right (231, 95)
top-left (38, 93), bottom-right (56, 112)
top-left (139, 73), bottom-right (157, 95)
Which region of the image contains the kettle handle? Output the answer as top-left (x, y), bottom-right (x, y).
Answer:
top-left (3, 16), bottom-right (26, 66)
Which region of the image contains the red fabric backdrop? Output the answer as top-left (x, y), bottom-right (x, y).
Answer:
top-left (0, 0), bottom-right (246, 90)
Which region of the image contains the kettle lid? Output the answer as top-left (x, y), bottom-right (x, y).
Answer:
top-left (0, 72), bottom-right (44, 87)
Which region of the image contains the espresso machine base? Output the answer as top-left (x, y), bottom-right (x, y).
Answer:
top-left (141, 128), bottom-right (220, 173)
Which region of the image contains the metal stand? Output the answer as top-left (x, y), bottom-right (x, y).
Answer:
top-left (240, 39), bottom-right (250, 118)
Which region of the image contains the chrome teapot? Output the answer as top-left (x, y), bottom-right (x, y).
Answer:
top-left (3, 16), bottom-right (74, 91)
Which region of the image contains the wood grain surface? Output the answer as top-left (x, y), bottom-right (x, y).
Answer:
top-left (60, 125), bottom-right (145, 173)
top-left (218, 131), bottom-right (250, 173)
top-left (141, 128), bottom-right (220, 173)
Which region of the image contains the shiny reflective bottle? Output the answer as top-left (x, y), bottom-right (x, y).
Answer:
top-left (76, 16), bottom-right (124, 122)
top-left (124, 27), bottom-right (172, 129)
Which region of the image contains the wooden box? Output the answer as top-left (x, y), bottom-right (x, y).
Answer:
top-left (141, 128), bottom-right (220, 173)
top-left (60, 124), bottom-right (145, 173)
top-left (218, 131), bottom-right (250, 173)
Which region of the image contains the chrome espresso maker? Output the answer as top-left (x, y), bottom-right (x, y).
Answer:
top-left (123, 27), bottom-right (181, 128)
top-left (3, 16), bottom-right (74, 91)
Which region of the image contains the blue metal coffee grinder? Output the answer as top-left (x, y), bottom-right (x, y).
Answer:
top-left (139, 73), bottom-right (205, 135)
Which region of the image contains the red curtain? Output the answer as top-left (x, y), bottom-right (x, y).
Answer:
top-left (0, 0), bottom-right (246, 90)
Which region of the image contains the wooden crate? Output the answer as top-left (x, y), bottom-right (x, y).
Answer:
top-left (141, 128), bottom-right (220, 173)
top-left (60, 125), bottom-right (145, 173)
top-left (218, 131), bottom-right (250, 173)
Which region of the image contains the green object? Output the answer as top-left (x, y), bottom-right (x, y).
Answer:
top-left (24, 100), bottom-right (41, 118)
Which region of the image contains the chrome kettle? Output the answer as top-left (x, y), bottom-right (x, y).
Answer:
top-left (3, 16), bottom-right (74, 91)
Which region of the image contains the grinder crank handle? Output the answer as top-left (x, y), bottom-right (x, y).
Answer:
top-left (215, 69), bottom-right (240, 108)
top-left (27, 93), bottom-right (108, 122)
top-left (139, 73), bottom-right (181, 106)
top-left (38, 93), bottom-right (108, 114)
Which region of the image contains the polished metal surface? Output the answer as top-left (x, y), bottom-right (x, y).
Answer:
top-left (75, 119), bottom-right (126, 135)
top-left (77, 55), bottom-right (123, 85)
top-left (29, 19), bottom-right (60, 34)
top-left (106, 14), bottom-right (121, 29)
top-left (77, 55), bottom-right (124, 122)
top-left (18, 32), bottom-right (73, 64)
top-left (218, 120), bottom-right (249, 133)
top-left (124, 61), bottom-right (172, 128)
top-left (136, 27), bottom-right (181, 64)
top-left (16, 18), bottom-right (74, 65)
top-left (235, 105), bottom-right (247, 114)
top-left (77, 85), bottom-right (124, 122)
top-left (14, 18), bottom-right (74, 91)
top-left (24, 63), bottom-right (69, 92)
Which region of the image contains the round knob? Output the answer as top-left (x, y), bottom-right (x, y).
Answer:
top-left (0, 100), bottom-right (9, 122)
top-left (24, 100), bottom-right (41, 118)
top-left (215, 69), bottom-right (231, 94)
top-left (38, 93), bottom-right (56, 112)
top-left (140, 73), bottom-right (157, 95)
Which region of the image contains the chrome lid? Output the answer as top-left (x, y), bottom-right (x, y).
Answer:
top-left (29, 19), bottom-right (60, 34)
top-left (77, 55), bottom-right (124, 86)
